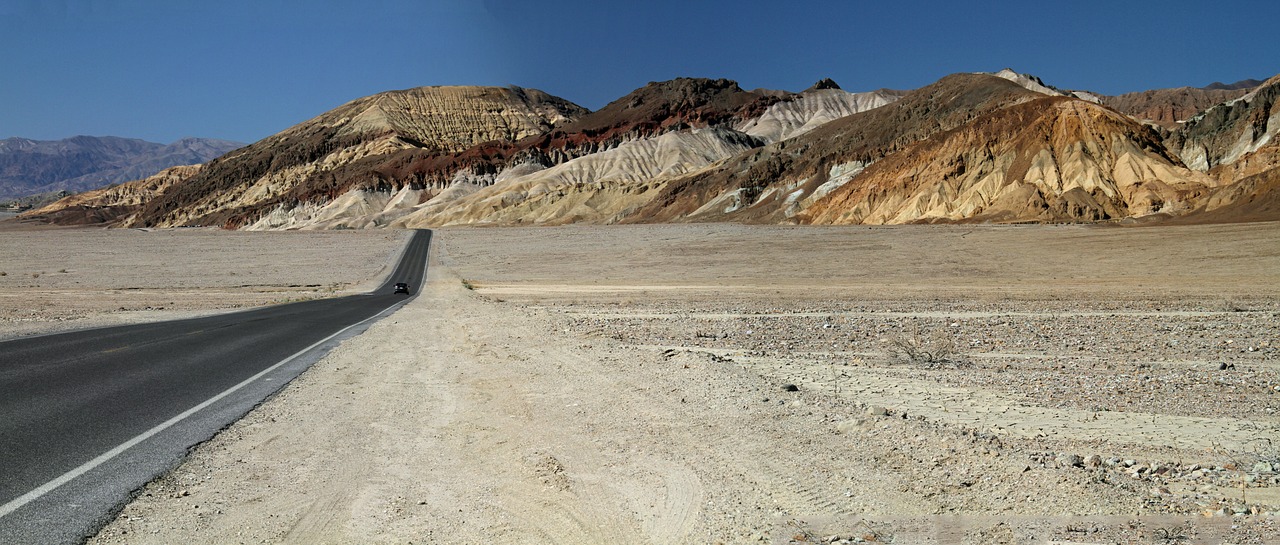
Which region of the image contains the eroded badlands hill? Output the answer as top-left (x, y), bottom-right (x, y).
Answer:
top-left (379, 80), bottom-right (900, 228)
top-left (802, 98), bottom-right (1215, 224)
top-left (619, 73), bottom-right (1041, 223)
top-left (23, 70), bottom-right (1280, 228)
top-left (129, 86), bottom-right (589, 228)
top-left (25, 165), bottom-right (203, 226)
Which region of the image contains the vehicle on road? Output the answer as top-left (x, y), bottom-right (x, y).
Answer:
top-left (394, 282), bottom-right (410, 294)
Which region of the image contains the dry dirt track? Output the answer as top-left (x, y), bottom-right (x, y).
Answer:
top-left (8, 222), bottom-right (1275, 544)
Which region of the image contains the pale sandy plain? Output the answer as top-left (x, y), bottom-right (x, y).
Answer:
top-left (2, 223), bottom-right (1278, 544)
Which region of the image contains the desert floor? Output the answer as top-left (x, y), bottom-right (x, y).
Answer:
top-left (0, 228), bottom-right (409, 340)
top-left (4, 223), bottom-right (1278, 544)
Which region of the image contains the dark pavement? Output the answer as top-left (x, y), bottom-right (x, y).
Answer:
top-left (0, 229), bottom-right (431, 544)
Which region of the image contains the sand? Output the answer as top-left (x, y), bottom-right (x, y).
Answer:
top-left (4, 222), bottom-right (1278, 543)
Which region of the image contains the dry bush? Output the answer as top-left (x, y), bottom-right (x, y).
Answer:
top-left (886, 323), bottom-right (966, 368)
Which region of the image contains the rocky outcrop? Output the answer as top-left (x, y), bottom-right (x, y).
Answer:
top-left (991, 71), bottom-right (1263, 130)
top-left (1204, 79), bottom-right (1266, 91)
top-left (1166, 75), bottom-right (1280, 171)
top-left (559, 77), bottom-right (784, 141)
top-left (990, 68), bottom-right (1063, 97)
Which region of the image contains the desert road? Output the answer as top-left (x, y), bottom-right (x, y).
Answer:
top-left (0, 229), bottom-right (431, 544)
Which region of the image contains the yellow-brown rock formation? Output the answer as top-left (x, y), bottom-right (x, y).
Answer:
top-left (802, 98), bottom-right (1217, 224)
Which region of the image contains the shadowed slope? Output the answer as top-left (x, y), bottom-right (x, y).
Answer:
top-left (1172, 165), bottom-right (1280, 224)
top-left (1103, 87), bottom-right (1253, 129)
top-left (1167, 75), bottom-right (1280, 171)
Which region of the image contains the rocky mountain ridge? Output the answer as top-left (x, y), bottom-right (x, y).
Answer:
top-left (0, 136), bottom-right (242, 201)
top-left (23, 69), bottom-right (1280, 228)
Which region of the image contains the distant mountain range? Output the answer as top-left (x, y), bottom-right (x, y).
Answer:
top-left (1202, 78), bottom-right (1267, 91)
top-left (21, 70), bottom-right (1280, 228)
top-left (0, 136), bottom-right (243, 202)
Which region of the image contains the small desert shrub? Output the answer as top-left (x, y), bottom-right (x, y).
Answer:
top-left (1153, 525), bottom-right (1189, 543)
top-left (31, 272), bottom-right (40, 279)
top-left (886, 323), bottom-right (965, 368)
top-left (0, 271), bottom-right (6, 276)
top-left (1249, 437), bottom-right (1279, 468)
top-left (1223, 300), bottom-right (1251, 312)
top-left (461, 279), bottom-right (474, 290)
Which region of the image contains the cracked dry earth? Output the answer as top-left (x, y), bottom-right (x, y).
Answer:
top-left (77, 223), bottom-right (1280, 544)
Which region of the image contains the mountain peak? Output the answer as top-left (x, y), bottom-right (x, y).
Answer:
top-left (563, 77), bottom-right (778, 138)
top-left (328, 85), bottom-right (588, 152)
top-left (989, 68), bottom-right (1062, 96)
top-left (804, 78), bottom-right (842, 92)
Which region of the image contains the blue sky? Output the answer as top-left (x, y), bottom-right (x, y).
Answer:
top-left (2, 0), bottom-right (1277, 144)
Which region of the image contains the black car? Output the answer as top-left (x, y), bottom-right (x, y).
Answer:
top-left (393, 282), bottom-right (410, 294)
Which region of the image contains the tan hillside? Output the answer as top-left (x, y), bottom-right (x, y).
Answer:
top-left (394, 128), bottom-right (762, 227)
top-left (240, 79), bottom-right (823, 229)
top-left (333, 86), bottom-right (584, 152)
top-left (801, 97), bottom-right (1217, 224)
top-left (20, 165), bottom-right (203, 226)
top-left (128, 86), bottom-right (588, 228)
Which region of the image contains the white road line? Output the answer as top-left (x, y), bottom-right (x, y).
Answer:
top-left (0, 298), bottom-right (406, 519)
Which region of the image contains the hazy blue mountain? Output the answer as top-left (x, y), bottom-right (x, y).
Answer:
top-left (0, 135), bottom-right (243, 200)
top-left (1202, 78), bottom-right (1265, 91)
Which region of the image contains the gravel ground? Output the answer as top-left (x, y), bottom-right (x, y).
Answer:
top-left (438, 223), bottom-right (1280, 542)
top-left (552, 301), bottom-right (1280, 420)
top-left (9, 223), bottom-right (1278, 543)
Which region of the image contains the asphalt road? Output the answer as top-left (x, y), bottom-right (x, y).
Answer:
top-left (0, 229), bottom-right (431, 544)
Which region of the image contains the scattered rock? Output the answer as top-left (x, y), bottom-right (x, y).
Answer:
top-left (1057, 453), bottom-right (1084, 468)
